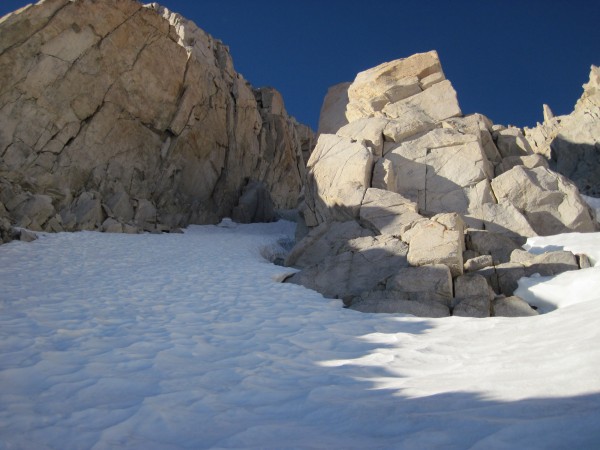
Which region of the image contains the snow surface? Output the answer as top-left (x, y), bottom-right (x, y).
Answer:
top-left (516, 233), bottom-right (600, 313)
top-left (1, 222), bottom-right (600, 449)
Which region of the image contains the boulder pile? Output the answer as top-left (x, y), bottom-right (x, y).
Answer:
top-left (0, 0), bottom-right (312, 243)
top-left (285, 51), bottom-right (598, 317)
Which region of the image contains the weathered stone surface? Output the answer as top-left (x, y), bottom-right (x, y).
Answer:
top-left (524, 120), bottom-right (559, 160)
top-left (318, 82), bottom-right (351, 135)
top-left (576, 65), bottom-right (600, 111)
top-left (432, 212), bottom-right (466, 245)
top-left (232, 181), bottom-right (275, 224)
top-left (463, 250), bottom-right (479, 261)
top-left (384, 264), bottom-right (453, 306)
top-left (492, 296), bottom-right (539, 317)
top-left (303, 134), bottom-right (373, 225)
top-left (464, 255), bottom-right (494, 272)
top-left (466, 230), bottom-right (521, 265)
top-left (345, 51), bottom-right (443, 122)
top-left (10, 194), bottom-right (55, 230)
top-left (254, 87), bottom-right (311, 204)
top-left (491, 166), bottom-right (597, 235)
top-left (493, 127), bottom-right (533, 158)
top-left (285, 220), bottom-right (374, 268)
top-left (101, 217), bottom-right (124, 233)
top-left (350, 291), bottom-right (450, 317)
top-left (285, 234), bottom-right (409, 299)
top-left (377, 128), bottom-right (493, 215)
top-left (123, 223), bottom-right (140, 234)
top-left (453, 273), bottom-right (493, 304)
top-left (382, 116), bottom-right (438, 145)
top-left (452, 273), bottom-right (493, 317)
top-left (105, 191), bottom-right (134, 223)
top-left (525, 66), bottom-right (600, 197)
top-left (0, 0), bottom-right (311, 236)
top-left (44, 215), bottom-right (64, 232)
top-left (452, 297), bottom-right (490, 317)
top-left (295, 123), bottom-right (315, 168)
top-left (382, 80), bottom-right (462, 123)
top-left (524, 251), bottom-right (579, 276)
top-left (492, 262), bottom-right (526, 296)
top-left (13, 228), bottom-right (38, 242)
top-left (443, 114), bottom-right (502, 165)
top-left (256, 86), bottom-right (286, 116)
top-left (406, 214), bottom-right (464, 276)
top-left (336, 118), bottom-right (389, 156)
top-left (482, 250), bottom-right (578, 297)
top-left (420, 72), bottom-right (445, 90)
top-left (510, 249), bottom-right (535, 264)
top-left (543, 104), bottom-right (555, 122)
top-left (472, 202), bottom-right (538, 239)
top-left (0, 203), bottom-right (10, 243)
top-left (495, 154), bottom-right (549, 176)
top-left (134, 199), bottom-right (157, 231)
top-left (578, 253), bottom-right (593, 269)
top-left (550, 127), bottom-right (600, 198)
top-left (371, 158), bottom-right (396, 192)
top-left (359, 188), bottom-right (424, 238)
top-left (61, 191), bottom-right (104, 231)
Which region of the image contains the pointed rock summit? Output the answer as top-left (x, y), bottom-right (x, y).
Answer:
top-left (286, 51), bottom-right (598, 318)
top-left (525, 65), bottom-right (600, 197)
top-left (0, 0), bottom-right (312, 240)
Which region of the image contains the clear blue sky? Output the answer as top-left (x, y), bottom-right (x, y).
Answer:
top-left (1, 1), bottom-right (599, 130)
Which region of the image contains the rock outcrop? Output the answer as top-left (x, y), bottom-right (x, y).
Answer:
top-left (0, 0), bottom-right (312, 240)
top-left (286, 51), bottom-right (598, 318)
top-left (317, 82), bottom-right (351, 136)
top-left (524, 65), bottom-right (600, 197)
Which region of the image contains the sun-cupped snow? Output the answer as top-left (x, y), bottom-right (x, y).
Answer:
top-left (1, 221), bottom-right (600, 449)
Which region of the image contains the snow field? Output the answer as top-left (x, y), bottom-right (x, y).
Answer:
top-left (1, 221), bottom-right (599, 449)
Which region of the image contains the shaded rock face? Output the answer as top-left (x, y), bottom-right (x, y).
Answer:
top-left (232, 180), bottom-right (275, 224)
top-left (0, 0), bottom-right (312, 238)
top-left (286, 50), bottom-right (597, 318)
top-left (285, 228), bottom-right (410, 301)
top-left (525, 65), bottom-right (600, 197)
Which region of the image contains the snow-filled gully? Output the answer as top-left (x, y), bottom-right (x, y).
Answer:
top-left (1, 221), bottom-right (599, 449)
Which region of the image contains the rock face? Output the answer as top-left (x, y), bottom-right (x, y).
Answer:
top-left (490, 166), bottom-right (596, 235)
top-left (303, 134), bottom-right (373, 224)
top-left (524, 65), bottom-right (600, 197)
top-left (286, 50), bottom-right (597, 318)
top-left (285, 221), bottom-right (409, 300)
top-left (350, 265), bottom-right (453, 317)
top-left (0, 0), bottom-right (312, 239)
top-left (317, 82), bottom-right (351, 135)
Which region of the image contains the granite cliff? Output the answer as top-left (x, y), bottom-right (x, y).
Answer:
top-left (0, 0), bottom-right (312, 242)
